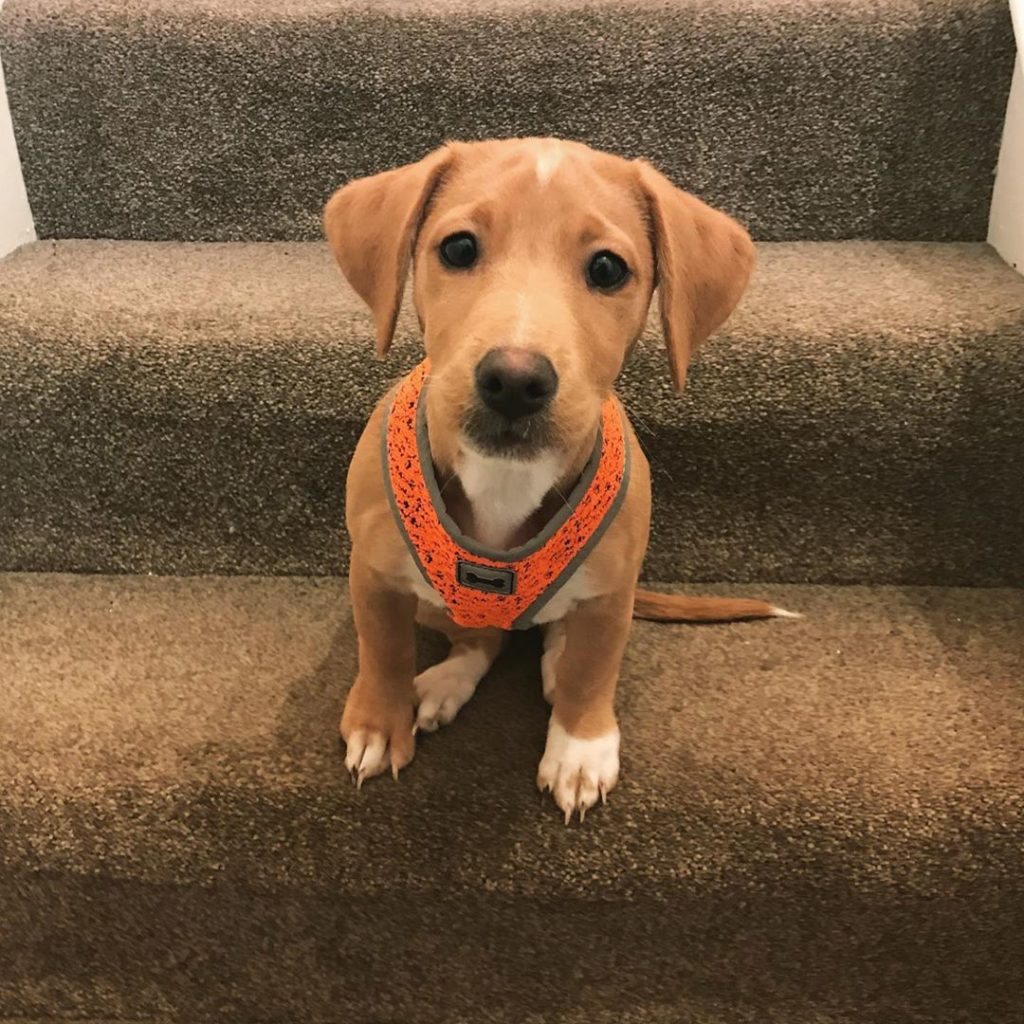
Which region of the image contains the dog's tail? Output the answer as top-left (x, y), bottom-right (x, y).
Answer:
top-left (632, 588), bottom-right (801, 623)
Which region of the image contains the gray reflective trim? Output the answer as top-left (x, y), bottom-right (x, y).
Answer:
top-left (509, 405), bottom-right (632, 630)
top-left (415, 381), bottom-right (604, 563)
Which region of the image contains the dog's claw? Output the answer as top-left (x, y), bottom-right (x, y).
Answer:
top-left (392, 763), bottom-right (400, 782)
top-left (344, 727), bottom-right (395, 786)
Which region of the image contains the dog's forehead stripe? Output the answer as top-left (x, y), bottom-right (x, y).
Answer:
top-left (534, 142), bottom-right (566, 185)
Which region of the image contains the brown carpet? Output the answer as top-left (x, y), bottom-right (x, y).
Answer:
top-left (1, 239), bottom-right (1023, 585)
top-left (1, 573), bottom-right (1021, 1022)
top-left (1, 1), bottom-right (1020, 1021)
top-left (0, 0), bottom-right (1014, 242)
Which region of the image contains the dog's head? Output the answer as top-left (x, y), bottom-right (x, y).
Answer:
top-left (325, 138), bottom-right (753, 466)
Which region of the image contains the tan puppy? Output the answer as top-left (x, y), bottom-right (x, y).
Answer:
top-left (325, 138), bottom-right (789, 822)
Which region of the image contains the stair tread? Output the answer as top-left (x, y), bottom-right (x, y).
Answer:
top-left (2, 571), bottom-right (1021, 894)
top-left (2, 572), bottom-right (1021, 1020)
top-left (1, 239), bottom-right (1023, 585)
top-left (3, 238), bottom-right (1023, 349)
top-left (1, 0), bottom-right (1014, 241)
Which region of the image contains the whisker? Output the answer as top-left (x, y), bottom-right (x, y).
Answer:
top-left (625, 407), bottom-right (674, 485)
top-left (437, 471), bottom-right (459, 497)
top-left (549, 481), bottom-right (575, 516)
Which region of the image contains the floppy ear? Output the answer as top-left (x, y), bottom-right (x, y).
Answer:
top-left (635, 161), bottom-right (755, 392)
top-left (323, 145), bottom-right (455, 358)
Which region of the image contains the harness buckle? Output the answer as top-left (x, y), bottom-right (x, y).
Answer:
top-left (456, 560), bottom-right (517, 596)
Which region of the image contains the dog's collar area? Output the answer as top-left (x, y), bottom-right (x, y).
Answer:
top-left (419, 410), bottom-right (604, 565)
top-left (383, 360), bottom-right (630, 631)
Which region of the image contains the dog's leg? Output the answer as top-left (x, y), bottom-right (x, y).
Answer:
top-left (541, 620), bottom-right (567, 704)
top-left (537, 589), bottom-right (633, 822)
top-left (414, 628), bottom-right (505, 733)
top-left (341, 552), bottom-right (417, 785)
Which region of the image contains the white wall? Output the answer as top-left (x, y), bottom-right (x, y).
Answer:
top-left (0, 44), bottom-right (35, 258)
top-left (988, 3), bottom-right (1024, 274)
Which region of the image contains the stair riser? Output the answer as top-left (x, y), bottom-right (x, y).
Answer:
top-left (2, 873), bottom-right (1019, 1024)
top-left (0, 0), bottom-right (1014, 242)
top-left (3, 334), bottom-right (1021, 585)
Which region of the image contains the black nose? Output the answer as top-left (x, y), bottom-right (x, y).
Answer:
top-left (474, 347), bottom-right (558, 420)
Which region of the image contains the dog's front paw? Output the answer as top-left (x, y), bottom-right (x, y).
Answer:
top-left (340, 683), bottom-right (415, 787)
top-left (537, 718), bottom-right (620, 823)
top-left (413, 638), bottom-right (501, 732)
top-left (413, 660), bottom-right (478, 732)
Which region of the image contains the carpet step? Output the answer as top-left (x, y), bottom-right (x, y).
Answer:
top-left (1, 239), bottom-right (1022, 585)
top-left (1, 573), bottom-right (1021, 1022)
top-left (0, 0), bottom-right (1014, 243)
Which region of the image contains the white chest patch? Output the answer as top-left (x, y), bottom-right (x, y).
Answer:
top-left (530, 563), bottom-right (595, 625)
top-left (456, 447), bottom-right (564, 550)
top-left (398, 444), bottom-right (598, 627)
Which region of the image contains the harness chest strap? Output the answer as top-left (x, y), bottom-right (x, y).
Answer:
top-left (382, 360), bottom-right (631, 631)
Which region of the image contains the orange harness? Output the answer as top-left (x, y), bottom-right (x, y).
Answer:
top-left (383, 360), bottom-right (630, 630)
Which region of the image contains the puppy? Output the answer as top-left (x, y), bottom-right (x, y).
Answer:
top-left (325, 138), bottom-right (790, 822)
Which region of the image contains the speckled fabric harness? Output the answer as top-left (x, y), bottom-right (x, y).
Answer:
top-left (383, 360), bottom-right (631, 631)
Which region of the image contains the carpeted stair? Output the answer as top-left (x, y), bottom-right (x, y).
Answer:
top-left (1, 238), bottom-right (1023, 585)
top-left (1, 574), bottom-right (1022, 1023)
top-left (0, 0), bottom-right (1021, 1021)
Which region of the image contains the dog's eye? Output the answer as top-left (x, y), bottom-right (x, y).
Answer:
top-left (586, 250), bottom-right (629, 290)
top-left (439, 232), bottom-right (478, 269)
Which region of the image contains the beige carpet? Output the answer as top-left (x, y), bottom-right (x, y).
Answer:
top-left (1, 573), bottom-right (1021, 1022)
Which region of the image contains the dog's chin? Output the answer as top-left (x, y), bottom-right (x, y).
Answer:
top-left (462, 406), bottom-right (555, 460)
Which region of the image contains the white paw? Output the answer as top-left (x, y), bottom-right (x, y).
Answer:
top-left (344, 728), bottom-right (393, 786)
top-left (541, 620), bottom-right (567, 704)
top-left (537, 718), bottom-right (620, 823)
top-left (414, 659), bottom-right (479, 732)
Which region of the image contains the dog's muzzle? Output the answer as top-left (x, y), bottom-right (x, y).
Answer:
top-left (466, 346), bottom-right (558, 455)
